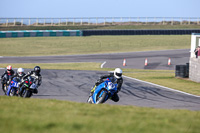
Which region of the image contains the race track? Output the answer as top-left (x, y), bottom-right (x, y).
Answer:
top-left (0, 49), bottom-right (190, 70)
top-left (1, 49), bottom-right (200, 110)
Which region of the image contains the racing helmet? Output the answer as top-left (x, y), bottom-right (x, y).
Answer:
top-left (17, 68), bottom-right (24, 76)
top-left (34, 66), bottom-right (41, 75)
top-left (6, 65), bottom-right (12, 73)
top-left (114, 68), bottom-right (122, 79)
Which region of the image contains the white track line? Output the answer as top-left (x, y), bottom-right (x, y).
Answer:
top-left (101, 61), bottom-right (106, 68)
top-left (123, 75), bottom-right (200, 98)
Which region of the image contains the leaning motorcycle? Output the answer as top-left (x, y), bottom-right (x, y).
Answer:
top-left (87, 78), bottom-right (118, 104)
top-left (7, 77), bottom-right (20, 96)
top-left (20, 76), bottom-right (37, 98)
top-left (1, 75), bottom-right (11, 95)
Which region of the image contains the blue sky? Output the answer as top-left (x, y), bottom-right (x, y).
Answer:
top-left (0, 0), bottom-right (199, 18)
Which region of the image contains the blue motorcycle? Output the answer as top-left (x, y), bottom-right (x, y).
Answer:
top-left (87, 78), bottom-right (118, 104)
top-left (7, 77), bottom-right (20, 96)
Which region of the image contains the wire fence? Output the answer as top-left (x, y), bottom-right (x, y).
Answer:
top-left (0, 17), bottom-right (200, 26)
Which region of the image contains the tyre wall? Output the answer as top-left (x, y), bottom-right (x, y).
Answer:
top-left (0, 30), bottom-right (82, 38)
top-left (82, 29), bottom-right (200, 36)
top-left (1, 29), bottom-right (200, 38)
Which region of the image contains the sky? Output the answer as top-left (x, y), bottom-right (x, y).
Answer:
top-left (0, 0), bottom-right (199, 18)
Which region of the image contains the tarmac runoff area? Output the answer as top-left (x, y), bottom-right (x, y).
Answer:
top-left (1, 49), bottom-right (200, 110)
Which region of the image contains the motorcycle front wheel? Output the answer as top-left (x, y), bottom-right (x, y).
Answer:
top-left (23, 89), bottom-right (32, 98)
top-left (96, 90), bottom-right (108, 104)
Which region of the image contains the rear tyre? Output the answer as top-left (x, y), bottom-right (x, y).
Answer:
top-left (87, 97), bottom-right (93, 104)
top-left (10, 89), bottom-right (14, 96)
top-left (2, 84), bottom-right (7, 95)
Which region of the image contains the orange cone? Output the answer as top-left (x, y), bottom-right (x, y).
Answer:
top-left (145, 58), bottom-right (148, 66)
top-left (123, 59), bottom-right (126, 66)
top-left (168, 58), bottom-right (171, 65)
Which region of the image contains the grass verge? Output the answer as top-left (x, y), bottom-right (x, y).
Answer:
top-left (0, 96), bottom-right (200, 133)
top-left (0, 35), bottom-right (190, 56)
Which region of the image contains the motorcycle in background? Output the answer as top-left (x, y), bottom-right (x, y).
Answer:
top-left (1, 75), bottom-right (12, 95)
top-left (20, 76), bottom-right (37, 98)
top-left (7, 77), bottom-right (20, 96)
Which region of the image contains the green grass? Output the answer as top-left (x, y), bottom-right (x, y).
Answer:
top-left (0, 96), bottom-right (199, 133)
top-left (0, 35), bottom-right (200, 133)
top-left (0, 35), bottom-right (190, 56)
top-left (123, 69), bottom-right (200, 96)
top-left (0, 62), bottom-right (104, 71)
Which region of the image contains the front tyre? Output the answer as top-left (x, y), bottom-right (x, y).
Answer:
top-left (96, 91), bottom-right (107, 104)
top-left (23, 90), bottom-right (32, 98)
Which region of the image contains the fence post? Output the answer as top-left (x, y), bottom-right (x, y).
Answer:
top-left (66, 18), bottom-right (68, 25)
top-left (14, 18), bottom-right (16, 26)
top-left (36, 18), bottom-right (38, 26)
top-left (51, 18), bottom-right (53, 26)
top-left (88, 18), bottom-right (90, 25)
top-left (137, 17), bottom-right (139, 25)
top-left (188, 17), bottom-right (190, 25)
top-left (96, 17), bottom-right (98, 25)
top-left (146, 17), bottom-right (148, 25)
top-left (44, 18), bottom-right (46, 26)
top-left (180, 17), bottom-right (182, 25)
top-left (6, 18), bottom-right (8, 27)
top-left (29, 18), bottom-right (31, 26)
top-left (198, 17), bottom-right (199, 25)
top-left (21, 19), bottom-right (23, 26)
top-left (163, 18), bottom-right (165, 25)
top-left (171, 17), bottom-right (173, 25)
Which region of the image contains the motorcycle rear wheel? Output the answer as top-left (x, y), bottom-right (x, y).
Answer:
top-left (2, 84), bottom-right (7, 95)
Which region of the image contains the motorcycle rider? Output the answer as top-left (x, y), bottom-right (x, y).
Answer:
top-left (11, 68), bottom-right (26, 80)
top-left (7, 68), bottom-right (25, 96)
top-left (1, 65), bottom-right (15, 94)
top-left (18, 66), bottom-right (42, 96)
top-left (89, 68), bottom-right (123, 102)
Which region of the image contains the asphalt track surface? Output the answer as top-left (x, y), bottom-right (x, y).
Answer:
top-left (0, 49), bottom-right (190, 70)
top-left (1, 49), bottom-right (200, 110)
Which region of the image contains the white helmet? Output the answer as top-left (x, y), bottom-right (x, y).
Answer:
top-left (114, 68), bottom-right (122, 79)
top-left (17, 68), bottom-right (24, 76)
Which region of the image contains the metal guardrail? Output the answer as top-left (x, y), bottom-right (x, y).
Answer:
top-left (0, 17), bottom-right (200, 26)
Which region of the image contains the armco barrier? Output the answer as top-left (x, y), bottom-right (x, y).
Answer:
top-left (82, 29), bottom-right (200, 36)
top-left (0, 30), bottom-right (82, 38)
